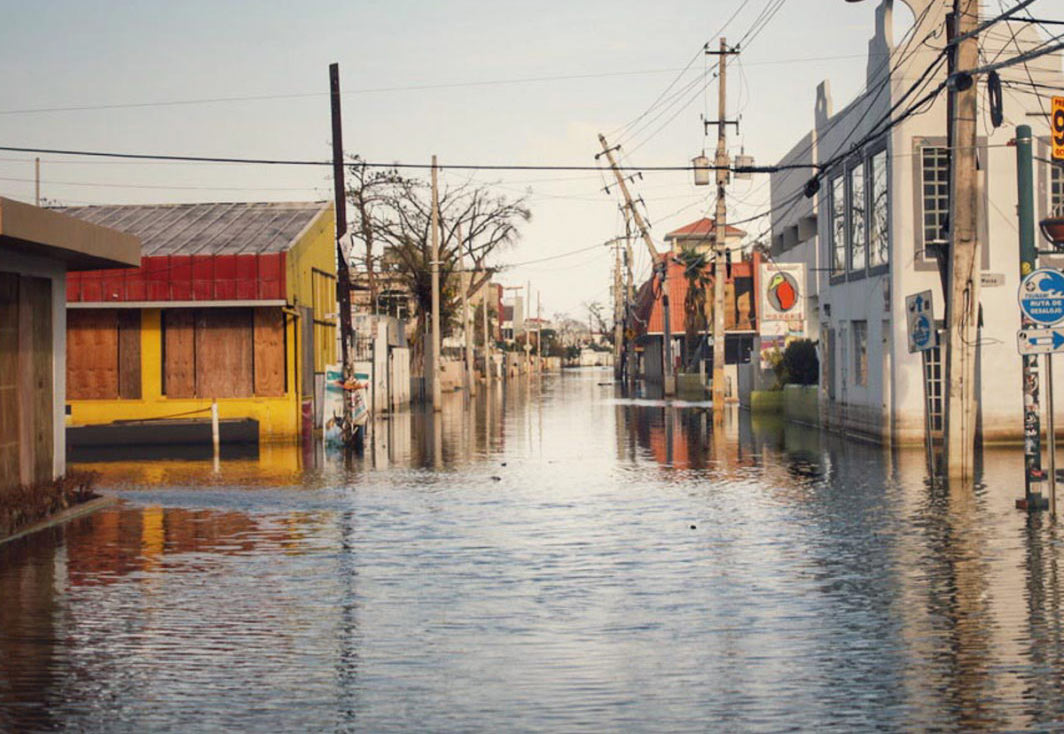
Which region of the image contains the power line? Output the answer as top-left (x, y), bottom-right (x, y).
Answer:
top-left (0, 144), bottom-right (814, 174)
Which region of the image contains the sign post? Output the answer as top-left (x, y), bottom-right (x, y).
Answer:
top-left (1018, 267), bottom-right (1064, 514)
top-left (906, 290), bottom-right (938, 477)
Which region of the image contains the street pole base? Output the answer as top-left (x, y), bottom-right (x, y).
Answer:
top-left (1016, 493), bottom-right (1050, 511)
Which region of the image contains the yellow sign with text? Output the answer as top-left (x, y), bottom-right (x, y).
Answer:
top-left (1054, 96), bottom-right (1064, 160)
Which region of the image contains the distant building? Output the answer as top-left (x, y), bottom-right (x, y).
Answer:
top-left (61, 202), bottom-right (336, 441)
top-left (662, 217), bottom-right (746, 256)
top-left (633, 218), bottom-right (755, 398)
top-left (767, 0), bottom-right (1064, 443)
top-left (0, 197), bottom-right (139, 489)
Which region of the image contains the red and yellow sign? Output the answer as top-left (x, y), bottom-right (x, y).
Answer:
top-left (1053, 96), bottom-right (1064, 161)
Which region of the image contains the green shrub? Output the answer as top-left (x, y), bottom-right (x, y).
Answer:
top-left (782, 339), bottom-right (819, 386)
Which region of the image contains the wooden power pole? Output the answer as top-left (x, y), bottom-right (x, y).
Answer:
top-left (706, 38), bottom-right (739, 424)
top-left (430, 155), bottom-right (442, 412)
top-left (944, 1), bottom-right (981, 482)
top-left (598, 133), bottom-right (675, 395)
top-left (459, 221), bottom-right (476, 397)
top-left (329, 62), bottom-right (356, 444)
top-left (614, 241), bottom-right (623, 379)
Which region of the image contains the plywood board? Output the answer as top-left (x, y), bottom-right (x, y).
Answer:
top-left (163, 309), bottom-right (196, 398)
top-left (27, 277), bottom-right (52, 483)
top-left (0, 272), bottom-right (19, 490)
top-left (195, 308), bottom-right (253, 398)
top-left (18, 276), bottom-right (33, 484)
top-left (118, 310), bottom-right (141, 399)
top-left (66, 310), bottom-right (118, 400)
top-left (253, 307), bottom-right (285, 397)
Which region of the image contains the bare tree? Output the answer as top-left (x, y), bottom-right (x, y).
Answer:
top-left (350, 165), bottom-right (531, 369)
top-left (346, 155), bottom-right (409, 306)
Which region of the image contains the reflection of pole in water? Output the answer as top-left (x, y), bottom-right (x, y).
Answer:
top-left (665, 405), bottom-right (673, 466)
top-left (432, 412), bottom-right (443, 470)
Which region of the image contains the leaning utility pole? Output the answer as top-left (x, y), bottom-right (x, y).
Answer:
top-left (598, 133), bottom-right (675, 395)
top-left (623, 209), bottom-right (637, 386)
top-left (706, 38), bottom-right (740, 424)
top-left (943, 1), bottom-right (980, 482)
top-left (329, 62), bottom-right (356, 443)
top-left (430, 155), bottom-right (442, 412)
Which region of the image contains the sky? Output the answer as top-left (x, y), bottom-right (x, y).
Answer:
top-left (0, 0), bottom-right (923, 317)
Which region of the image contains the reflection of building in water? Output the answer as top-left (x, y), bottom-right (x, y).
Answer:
top-left (613, 402), bottom-right (758, 471)
top-left (0, 534), bottom-right (63, 731)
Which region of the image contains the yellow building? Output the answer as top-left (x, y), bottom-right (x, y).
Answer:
top-left (60, 201), bottom-right (336, 443)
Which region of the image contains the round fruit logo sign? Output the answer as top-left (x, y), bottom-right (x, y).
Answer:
top-left (767, 271), bottom-right (799, 313)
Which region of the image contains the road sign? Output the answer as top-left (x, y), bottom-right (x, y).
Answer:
top-left (906, 290), bottom-right (937, 353)
top-left (1020, 268), bottom-right (1064, 326)
top-left (1018, 328), bottom-right (1064, 356)
top-left (1053, 96), bottom-right (1064, 161)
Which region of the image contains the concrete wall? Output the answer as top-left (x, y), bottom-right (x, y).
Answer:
top-left (1, 251), bottom-right (66, 481)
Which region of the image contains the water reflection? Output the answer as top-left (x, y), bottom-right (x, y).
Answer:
top-left (3, 369), bottom-right (1064, 730)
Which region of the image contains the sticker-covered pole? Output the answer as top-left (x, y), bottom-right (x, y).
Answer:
top-left (1017, 124), bottom-right (1045, 510)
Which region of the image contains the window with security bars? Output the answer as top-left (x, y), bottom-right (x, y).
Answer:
top-left (920, 146), bottom-right (950, 256)
top-left (1052, 162), bottom-right (1063, 216)
top-left (830, 175), bottom-right (846, 274)
top-left (852, 320), bottom-right (868, 387)
top-left (869, 150), bottom-right (888, 268)
top-left (923, 343), bottom-right (943, 433)
top-left (849, 165), bottom-right (866, 271)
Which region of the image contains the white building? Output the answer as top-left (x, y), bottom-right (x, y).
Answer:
top-left (768, 0), bottom-right (1064, 444)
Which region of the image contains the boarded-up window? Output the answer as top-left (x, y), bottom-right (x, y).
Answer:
top-left (163, 309), bottom-right (196, 398)
top-left (253, 308), bottom-right (285, 396)
top-left (163, 307), bottom-right (285, 399)
top-left (195, 309), bottom-right (253, 398)
top-left (67, 309), bottom-right (141, 399)
top-left (67, 310), bottom-right (118, 399)
top-left (311, 269), bottom-right (336, 373)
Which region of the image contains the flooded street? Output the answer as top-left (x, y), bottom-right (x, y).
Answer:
top-left (4, 368), bottom-right (1064, 731)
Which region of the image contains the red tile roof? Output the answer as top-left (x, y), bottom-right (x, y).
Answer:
top-left (664, 217), bottom-right (746, 241)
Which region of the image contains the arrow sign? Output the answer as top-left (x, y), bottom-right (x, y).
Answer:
top-left (1018, 328), bottom-right (1064, 355)
top-left (905, 290), bottom-right (936, 353)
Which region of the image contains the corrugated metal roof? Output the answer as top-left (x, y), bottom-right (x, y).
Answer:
top-left (55, 201), bottom-right (329, 256)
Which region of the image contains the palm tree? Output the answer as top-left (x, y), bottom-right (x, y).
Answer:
top-left (674, 246), bottom-right (712, 371)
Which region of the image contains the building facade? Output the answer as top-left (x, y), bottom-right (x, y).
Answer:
top-left (768, 0), bottom-right (1064, 443)
top-left (61, 202), bottom-right (335, 441)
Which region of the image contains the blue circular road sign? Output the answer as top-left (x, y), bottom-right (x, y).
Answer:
top-left (912, 314), bottom-right (932, 348)
top-left (1019, 268), bottom-right (1064, 326)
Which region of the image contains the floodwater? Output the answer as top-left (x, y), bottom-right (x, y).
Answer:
top-left (3, 369), bottom-right (1064, 731)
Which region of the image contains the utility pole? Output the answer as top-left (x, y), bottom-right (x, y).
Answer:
top-left (1016, 124), bottom-right (1046, 510)
top-left (430, 155), bottom-right (442, 412)
top-left (536, 290), bottom-right (542, 372)
top-left (459, 221), bottom-right (476, 397)
top-left (943, 1), bottom-right (980, 482)
top-left (329, 62), bottom-right (356, 444)
top-left (598, 133), bottom-right (675, 395)
top-left (706, 38), bottom-right (740, 424)
top-left (482, 288), bottom-right (492, 386)
top-left (34, 158), bottom-right (40, 207)
top-left (623, 209), bottom-right (637, 386)
top-left (613, 241), bottom-right (623, 379)
top-left (525, 280), bottom-right (532, 373)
